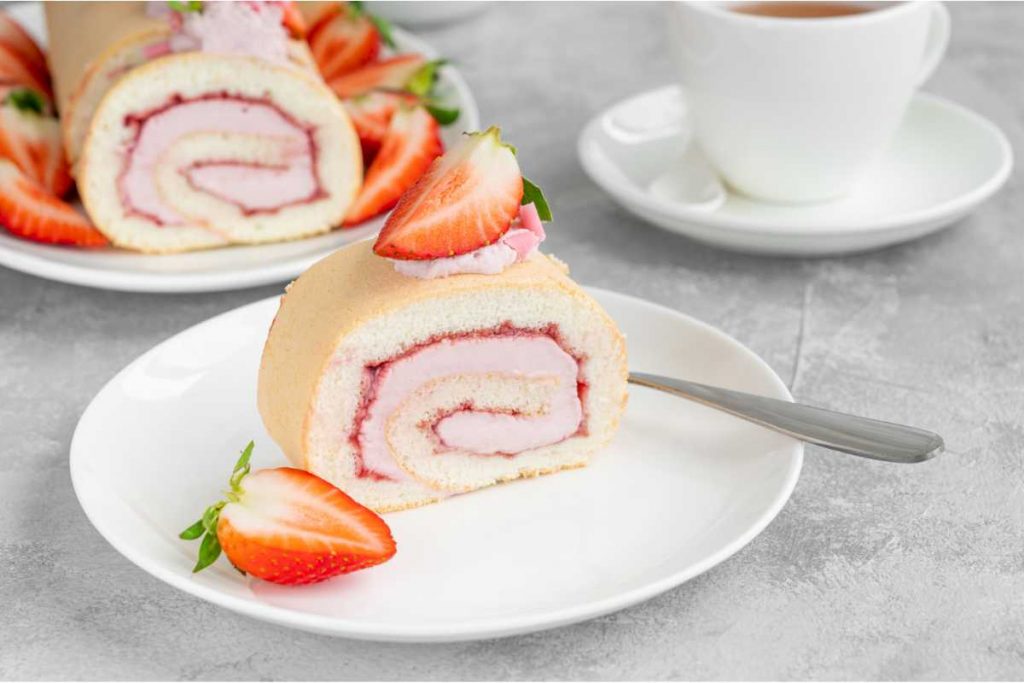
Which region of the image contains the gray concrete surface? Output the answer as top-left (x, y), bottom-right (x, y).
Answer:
top-left (1, 2), bottom-right (1023, 680)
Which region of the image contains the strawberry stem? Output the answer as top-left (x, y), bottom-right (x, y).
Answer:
top-left (180, 441), bottom-right (255, 574)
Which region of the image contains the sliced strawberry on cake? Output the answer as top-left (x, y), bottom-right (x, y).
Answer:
top-left (0, 159), bottom-right (107, 247)
top-left (181, 442), bottom-right (396, 585)
top-left (344, 104), bottom-right (443, 225)
top-left (0, 88), bottom-right (72, 197)
top-left (372, 127), bottom-right (522, 257)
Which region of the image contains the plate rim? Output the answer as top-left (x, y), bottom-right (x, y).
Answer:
top-left (578, 86), bottom-right (1014, 238)
top-left (0, 6), bottom-right (481, 293)
top-left (69, 286), bottom-right (804, 642)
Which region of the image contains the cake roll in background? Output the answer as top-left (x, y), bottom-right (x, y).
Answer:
top-left (44, 2), bottom-right (168, 172)
top-left (45, 1), bottom-right (362, 253)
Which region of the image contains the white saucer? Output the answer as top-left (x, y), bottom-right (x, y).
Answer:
top-left (579, 86), bottom-right (1013, 256)
top-left (0, 2), bottom-right (480, 293)
top-left (70, 288), bottom-right (802, 642)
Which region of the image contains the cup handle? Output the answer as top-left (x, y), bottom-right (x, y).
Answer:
top-left (916, 2), bottom-right (951, 85)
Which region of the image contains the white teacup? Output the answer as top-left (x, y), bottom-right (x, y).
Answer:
top-left (666, 1), bottom-right (950, 204)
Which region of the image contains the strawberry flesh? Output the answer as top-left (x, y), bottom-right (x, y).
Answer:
top-left (345, 105), bottom-right (442, 226)
top-left (0, 15), bottom-right (50, 94)
top-left (216, 467), bottom-right (396, 585)
top-left (0, 44), bottom-right (50, 99)
top-left (344, 91), bottom-right (419, 163)
top-left (373, 127), bottom-right (523, 260)
top-left (278, 1), bottom-right (308, 39)
top-left (327, 53), bottom-right (427, 99)
top-left (0, 100), bottom-right (71, 197)
top-left (309, 8), bottom-right (380, 82)
top-left (0, 159), bottom-right (106, 247)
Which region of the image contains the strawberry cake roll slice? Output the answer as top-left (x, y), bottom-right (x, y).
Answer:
top-left (45, 2), bottom-right (169, 173)
top-left (258, 129), bottom-right (628, 512)
top-left (47, 2), bottom-right (361, 253)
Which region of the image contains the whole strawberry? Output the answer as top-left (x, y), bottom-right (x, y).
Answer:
top-left (181, 442), bottom-right (397, 585)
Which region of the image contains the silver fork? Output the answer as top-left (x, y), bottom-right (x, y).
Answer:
top-left (629, 372), bottom-right (944, 463)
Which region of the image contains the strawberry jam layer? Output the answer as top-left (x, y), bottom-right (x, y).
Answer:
top-left (352, 327), bottom-right (586, 481)
top-left (119, 93), bottom-right (324, 225)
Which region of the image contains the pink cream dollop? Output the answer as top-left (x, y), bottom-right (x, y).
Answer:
top-left (147, 1), bottom-right (290, 65)
top-left (356, 332), bottom-right (583, 481)
top-left (120, 96), bottom-right (322, 224)
top-left (392, 203), bottom-right (547, 280)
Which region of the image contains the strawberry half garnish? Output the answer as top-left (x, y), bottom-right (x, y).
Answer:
top-left (0, 88), bottom-right (71, 197)
top-left (181, 442), bottom-right (397, 585)
top-left (373, 127), bottom-right (523, 259)
top-left (308, 4), bottom-right (382, 82)
top-left (0, 15), bottom-right (49, 94)
top-left (345, 105), bottom-right (442, 226)
top-left (327, 53), bottom-right (428, 99)
top-left (0, 159), bottom-right (107, 247)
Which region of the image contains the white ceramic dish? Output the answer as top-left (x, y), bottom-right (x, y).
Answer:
top-left (579, 85), bottom-right (1013, 257)
top-left (70, 287), bottom-right (803, 642)
top-left (0, 2), bottom-right (480, 293)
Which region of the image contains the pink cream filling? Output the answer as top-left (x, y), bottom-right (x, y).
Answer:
top-left (354, 331), bottom-right (584, 482)
top-left (120, 96), bottom-right (323, 225)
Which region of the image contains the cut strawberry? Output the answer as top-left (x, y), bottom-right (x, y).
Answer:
top-left (327, 53), bottom-right (427, 99)
top-left (278, 1), bottom-right (308, 39)
top-left (308, 6), bottom-right (380, 82)
top-left (181, 442), bottom-right (396, 585)
top-left (0, 88), bottom-right (71, 197)
top-left (373, 127), bottom-right (523, 260)
top-left (303, 1), bottom-right (343, 36)
top-left (0, 160), bottom-right (107, 247)
top-left (0, 42), bottom-right (51, 99)
top-left (344, 105), bottom-right (442, 226)
top-left (0, 15), bottom-right (49, 91)
top-left (343, 91), bottom-right (418, 162)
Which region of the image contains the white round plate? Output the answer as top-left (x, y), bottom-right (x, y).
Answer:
top-left (579, 85), bottom-right (1013, 256)
top-left (70, 287), bottom-right (803, 642)
top-left (0, 3), bottom-right (480, 293)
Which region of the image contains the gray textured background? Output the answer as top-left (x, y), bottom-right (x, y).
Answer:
top-left (1, 2), bottom-right (1023, 680)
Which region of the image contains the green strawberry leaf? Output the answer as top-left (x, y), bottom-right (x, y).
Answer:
top-left (369, 15), bottom-right (396, 49)
top-left (521, 177), bottom-right (553, 221)
top-left (168, 0), bottom-right (203, 13)
top-left (179, 519), bottom-right (205, 540)
top-left (181, 441), bottom-right (256, 574)
top-left (193, 531), bottom-right (222, 573)
top-left (233, 441), bottom-right (254, 473)
top-left (406, 60), bottom-right (447, 98)
top-left (425, 104), bottom-right (460, 126)
top-left (201, 501), bottom-right (224, 534)
top-left (4, 88), bottom-right (45, 115)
